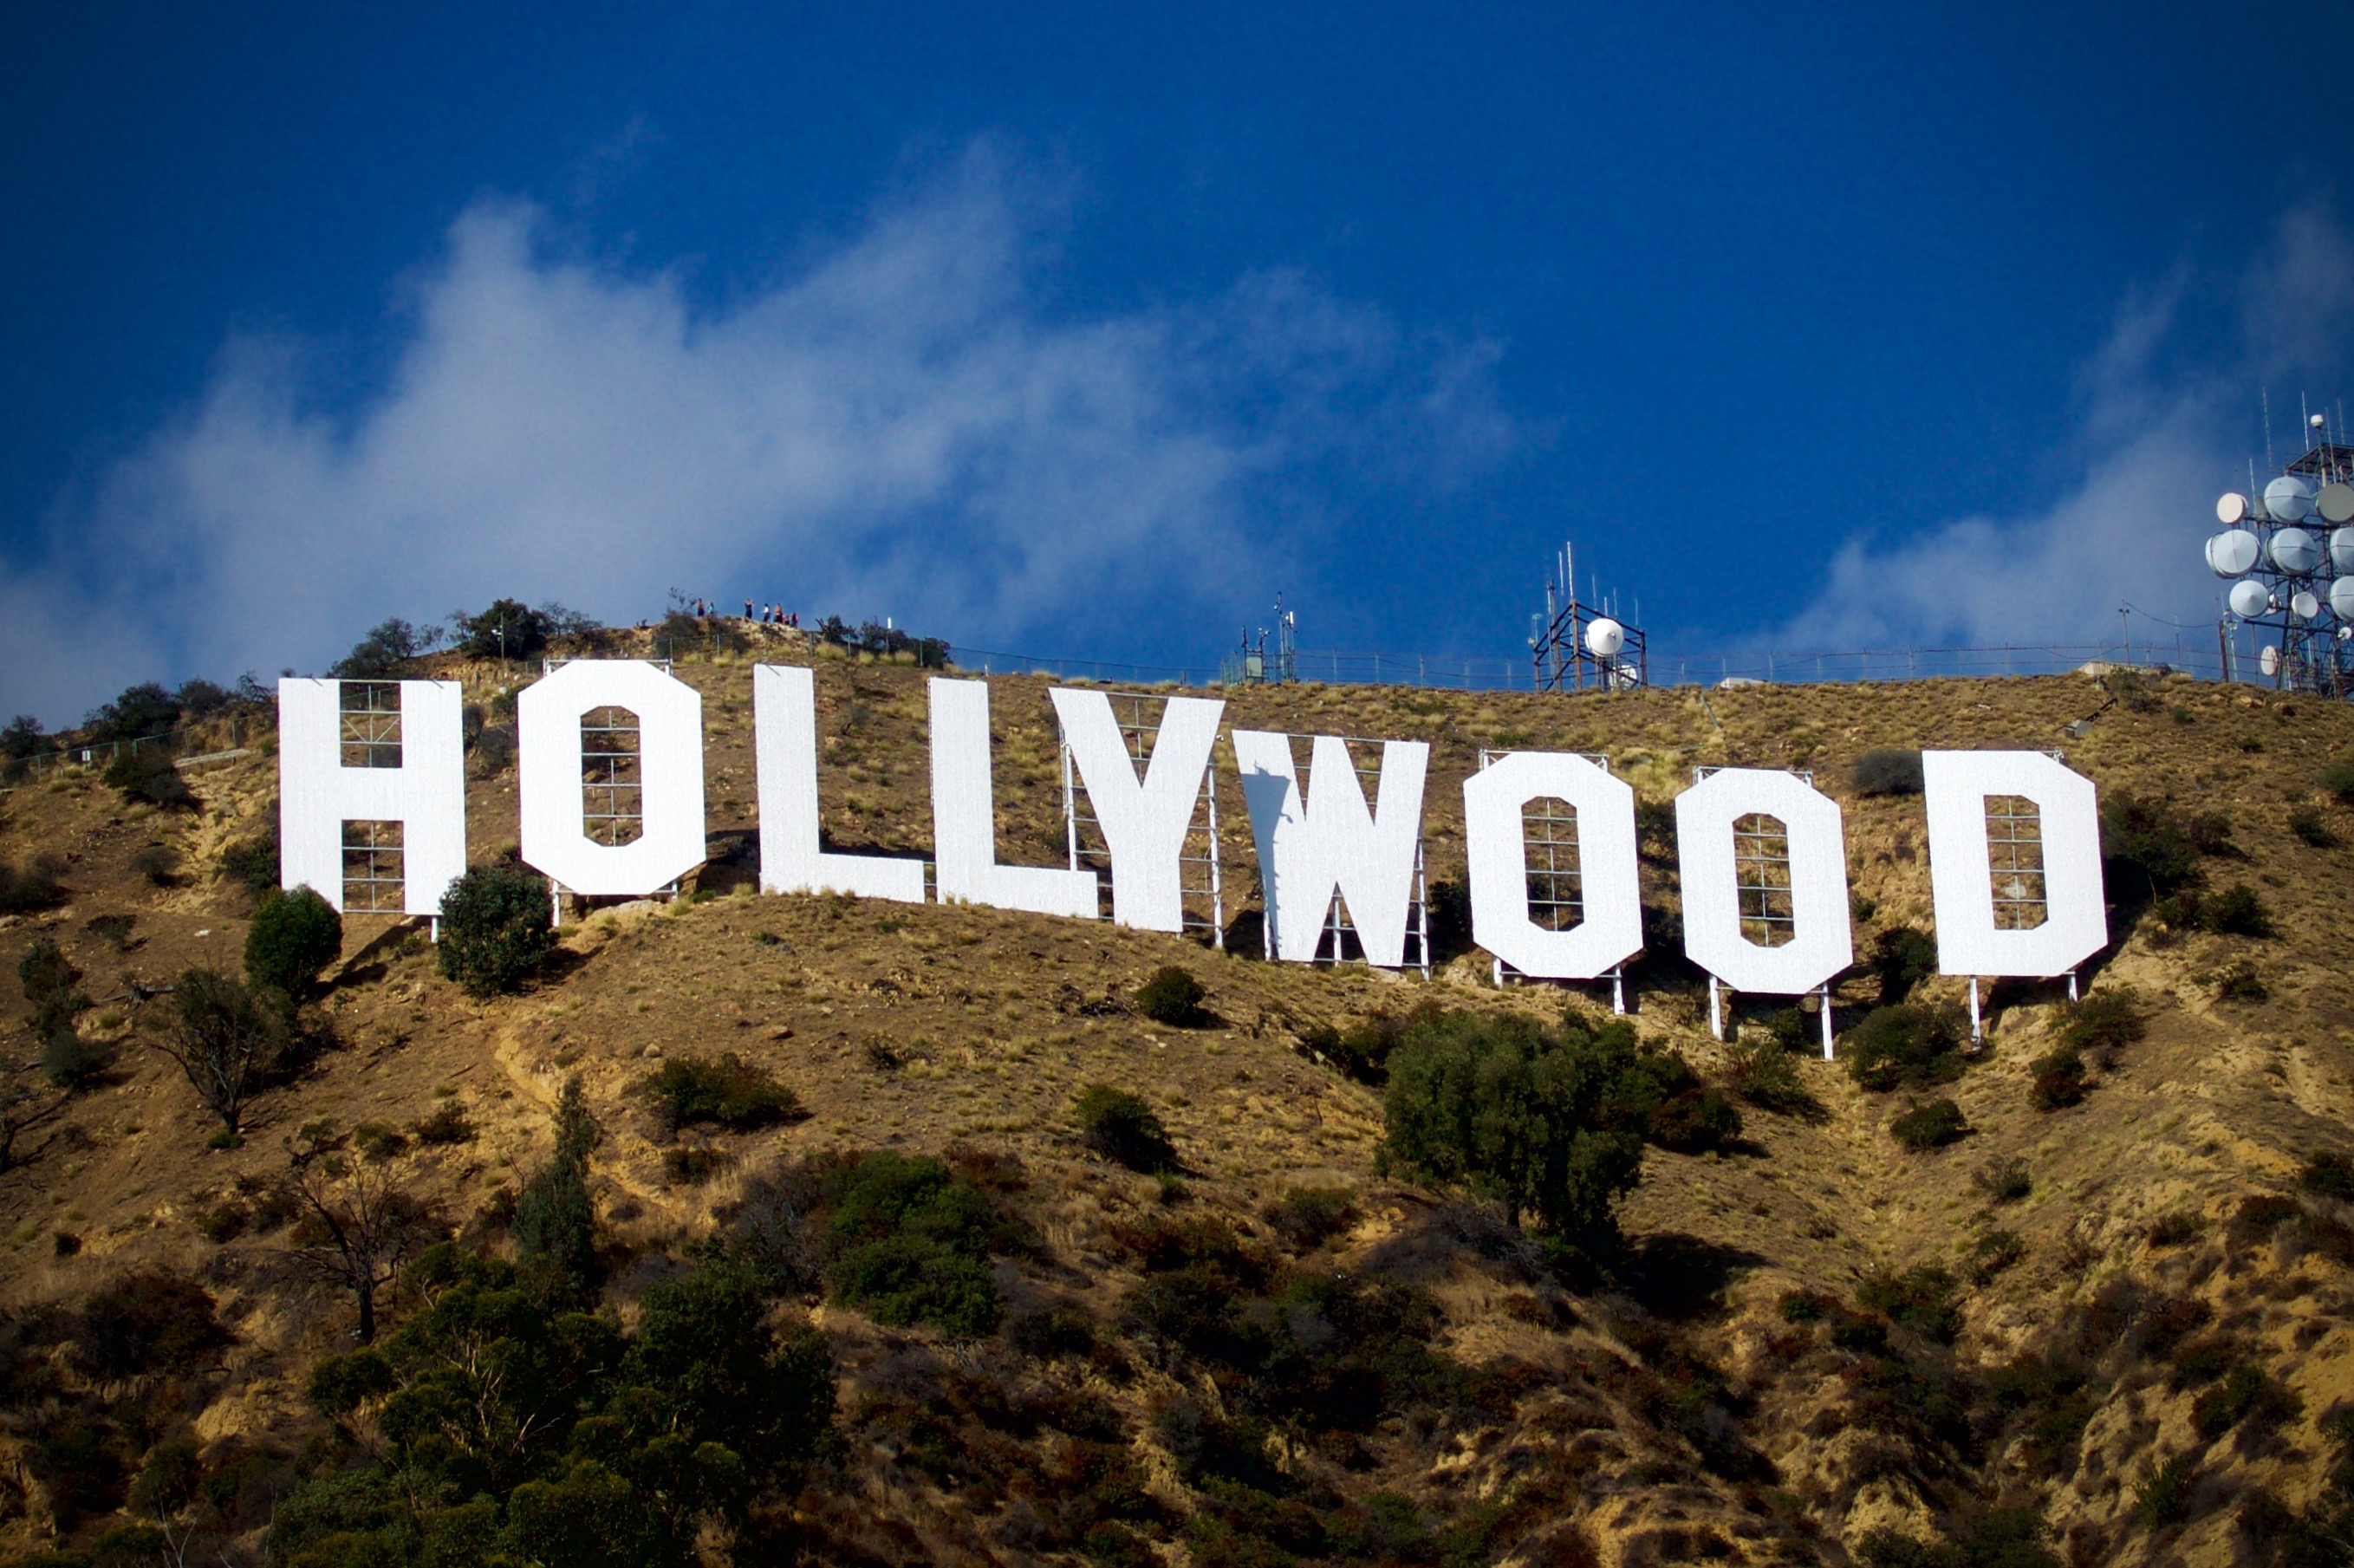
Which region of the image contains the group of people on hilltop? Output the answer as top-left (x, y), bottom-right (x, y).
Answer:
top-left (668, 596), bottom-right (800, 628)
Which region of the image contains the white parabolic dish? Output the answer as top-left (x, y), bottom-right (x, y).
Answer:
top-left (2229, 580), bottom-right (2272, 618)
top-left (2320, 481), bottom-right (2354, 524)
top-left (2333, 578), bottom-right (2354, 619)
top-left (2266, 475), bottom-right (2317, 522)
top-left (1584, 617), bottom-right (1626, 659)
top-left (2217, 491), bottom-right (2250, 524)
top-left (2260, 645), bottom-right (2282, 677)
top-left (2206, 529), bottom-right (2260, 576)
top-left (2293, 590), bottom-right (2322, 620)
top-left (2271, 526), bottom-right (2321, 574)
top-left (2332, 527), bottom-right (2354, 574)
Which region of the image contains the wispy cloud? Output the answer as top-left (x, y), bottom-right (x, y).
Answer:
top-left (0, 141), bottom-right (1512, 725)
top-left (1765, 206), bottom-right (2354, 655)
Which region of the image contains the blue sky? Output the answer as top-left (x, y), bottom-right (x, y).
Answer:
top-left (4, 3), bottom-right (2351, 723)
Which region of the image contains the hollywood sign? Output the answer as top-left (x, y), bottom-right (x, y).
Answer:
top-left (279, 665), bottom-right (2106, 1025)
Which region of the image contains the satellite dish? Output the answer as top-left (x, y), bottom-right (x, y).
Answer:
top-left (2260, 645), bottom-right (2281, 677)
top-left (2218, 491), bottom-right (2250, 524)
top-left (2206, 529), bottom-right (2261, 576)
top-left (2332, 578), bottom-right (2354, 620)
top-left (2333, 527), bottom-right (2354, 573)
top-left (2229, 579), bottom-right (2273, 617)
top-left (2315, 413), bottom-right (2331, 429)
top-left (2271, 526), bottom-right (2321, 574)
top-left (2265, 475), bottom-right (2317, 522)
top-left (2293, 590), bottom-right (2322, 619)
top-left (2320, 482), bottom-right (2354, 524)
top-left (1584, 617), bottom-right (1626, 659)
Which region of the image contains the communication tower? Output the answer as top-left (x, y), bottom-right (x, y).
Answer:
top-left (2204, 407), bottom-right (2354, 698)
top-left (1530, 543), bottom-right (1646, 691)
top-left (1221, 594), bottom-right (1298, 686)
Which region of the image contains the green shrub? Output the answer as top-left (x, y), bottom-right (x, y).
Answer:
top-left (1857, 1264), bottom-right (1962, 1341)
top-left (1135, 966), bottom-right (1210, 1026)
top-left (1076, 1084), bottom-right (1177, 1173)
top-left (2323, 760), bottom-right (2354, 806)
top-left (412, 1103), bottom-right (472, 1146)
top-left (2029, 1048), bottom-right (2088, 1110)
top-left (437, 864), bottom-right (556, 996)
top-left (102, 747), bottom-right (194, 810)
top-left (217, 830), bottom-right (279, 895)
top-left (1726, 1040), bottom-right (1822, 1116)
top-left (1870, 927), bottom-right (1940, 1005)
top-left (1889, 1097), bottom-right (1969, 1150)
top-left (2201, 883), bottom-right (2274, 937)
top-left (2134, 1453), bottom-right (2200, 1525)
top-left (1378, 1008), bottom-right (1648, 1239)
top-left (2147, 1212), bottom-right (2201, 1248)
top-left (823, 1151), bottom-right (1005, 1335)
top-left (78, 1271), bottom-right (228, 1377)
top-left (2214, 959), bottom-right (2267, 1000)
top-left (41, 1027), bottom-right (109, 1090)
top-left (1265, 1187), bottom-right (1358, 1251)
top-left (2104, 792), bottom-right (2232, 895)
top-left (329, 616), bottom-right (434, 679)
top-left (453, 598), bottom-right (555, 660)
top-left (2288, 804), bottom-right (2338, 847)
top-left (1851, 749), bottom-right (1924, 796)
top-left (2300, 1151), bottom-right (2354, 1200)
top-left (1858, 1510), bottom-right (2060, 1568)
top-left (153, 968), bottom-right (289, 1135)
top-left (1844, 1005), bottom-right (1966, 1092)
top-left (87, 913), bottom-right (135, 949)
top-left (663, 1146), bottom-right (732, 1186)
top-left (1296, 1010), bottom-right (1418, 1084)
top-left (646, 1052), bottom-right (801, 1133)
top-left (514, 1079), bottom-right (602, 1298)
top-left (244, 884), bottom-right (342, 995)
top-left (18, 939), bottom-right (98, 1087)
top-left (2056, 988), bottom-right (2145, 1056)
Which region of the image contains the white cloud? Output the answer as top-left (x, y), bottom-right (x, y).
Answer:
top-left (0, 143), bottom-right (1511, 725)
top-left (1766, 207), bottom-right (2354, 656)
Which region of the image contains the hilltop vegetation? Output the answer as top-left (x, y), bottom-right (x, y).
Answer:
top-left (0, 634), bottom-right (2351, 1567)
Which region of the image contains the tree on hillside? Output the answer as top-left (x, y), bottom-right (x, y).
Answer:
top-left (1379, 1009), bottom-right (1649, 1241)
top-left (516, 1078), bottom-right (603, 1298)
top-left (85, 681), bottom-right (182, 742)
top-left (288, 1127), bottom-right (444, 1344)
top-left (152, 968), bottom-right (287, 1140)
top-left (331, 617), bottom-right (442, 679)
top-left (245, 885), bottom-right (343, 997)
top-left (439, 864), bottom-right (556, 995)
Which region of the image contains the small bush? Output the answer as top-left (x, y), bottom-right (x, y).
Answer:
top-left (1265, 1187), bottom-right (1358, 1251)
top-left (1890, 1098), bottom-right (1969, 1151)
top-left (2300, 1151), bottom-right (2354, 1201)
top-left (663, 1146), bottom-right (733, 1187)
top-left (87, 913), bottom-right (135, 949)
top-left (1870, 927), bottom-right (1940, 1005)
top-left (2323, 760), bottom-right (2354, 805)
top-left (1975, 1157), bottom-right (2033, 1205)
top-left (437, 864), bottom-right (556, 996)
top-left (2056, 989), bottom-right (2145, 1057)
top-left (2029, 1049), bottom-right (2088, 1111)
top-left (1296, 1011), bottom-right (1417, 1085)
top-left (1076, 1085), bottom-right (1176, 1173)
top-left (2214, 959), bottom-right (2267, 1001)
top-left (128, 844), bottom-right (179, 886)
top-left (2192, 1363), bottom-right (2298, 1440)
top-left (1852, 749), bottom-right (1925, 796)
top-left (823, 1151), bottom-right (1005, 1335)
top-left (1845, 1005), bottom-right (1966, 1092)
top-left (2147, 1212), bottom-right (2201, 1248)
top-left (1973, 1229), bottom-right (2026, 1283)
top-left (412, 1104), bottom-right (472, 1146)
top-left (78, 1271), bottom-right (228, 1377)
top-left (2201, 883), bottom-right (2274, 937)
top-left (102, 748), bottom-right (194, 810)
top-left (2288, 805), bottom-right (2338, 847)
top-left (42, 1028), bottom-right (110, 1090)
top-left (0, 855), bottom-right (65, 914)
top-left (244, 885), bottom-right (342, 995)
top-left (1857, 1264), bottom-right (1962, 1341)
top-left (2104, 792), bottom-right (2232, 896)
top-left (218, 831), bottom-right (279, 895)
top-left (1135, 966), bottom-right (1210, 1026)
top-left (1726, 1041), bottom-right (1821, 1116)
top-left (2227, 1194), bottom-right (2299, 1245)
top-left (1645, 1083), bottom-right (1746, 1152)
top-left (646, 1052), bottom-right (801, 1133)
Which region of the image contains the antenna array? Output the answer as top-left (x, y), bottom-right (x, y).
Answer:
top-left (1528, 542), bottom-right (1647, 692)
top-left (2205, 407), bottom-right (2354, 697)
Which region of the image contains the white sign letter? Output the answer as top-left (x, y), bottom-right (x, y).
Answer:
top-left (278, 679), bottom-right (466, 914)
top-left (1049, 688), bottom-right (1225, 933)
top-left (1464, 752), bottom-right (1642, 979)
top-left (1923, 750), bottom-right (2107, 977)
top-left (1232, 731), bottom-right (1428, 966)
top-left (519, 660), bottom-right (706, 896)
top-left (1676, 767), bottom-right (1852, 993)
top-left (753, 665), bottom-right (925, 903)
top-left (929, 678), bottom-right (1096, 918)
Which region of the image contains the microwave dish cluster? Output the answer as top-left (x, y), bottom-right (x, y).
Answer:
top-left (2206, 413), bottom-right (2354, 695)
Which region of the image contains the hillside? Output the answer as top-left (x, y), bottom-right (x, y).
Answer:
top-left (1, 641), bottom-right (2351, 1568)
